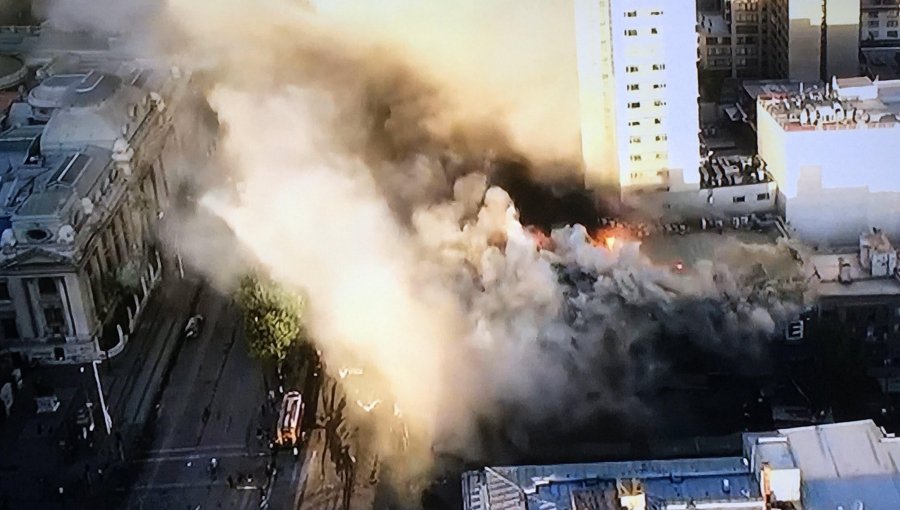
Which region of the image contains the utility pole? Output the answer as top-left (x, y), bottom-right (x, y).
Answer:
top-left (92, 360), bottom-right (113, 434)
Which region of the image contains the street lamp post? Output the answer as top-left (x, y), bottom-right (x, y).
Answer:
top-left (91, 360), bottom-right (113, 435)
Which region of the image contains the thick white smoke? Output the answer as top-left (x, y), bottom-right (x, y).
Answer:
top-left (38, 0), bottom-right (803, 489)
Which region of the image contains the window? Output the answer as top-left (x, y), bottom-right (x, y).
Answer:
top-left (655, 153), bottom-right (666, 160)
top-left (0, 316), bottom-right (19, 340)
top-left (650, 10), bottom-right (662, 16)
top-left (625, 10), bottom-right (637, 17)
top-left (654, 118), bottom-right (662, 125)
top-left (733, 196), bottom-right (746, 203)
top-left (44, 306), bottom-right (65, 334)
top-left (870, 11), bottom-right (880, 18)
top-left (626, 66), bottom-right (639, 73)
top-left (629, 136), bottom-right (641, 143)
top-left (869, 20), bottom-right (880, 27)
top-left (652, 64), bottom-right (666, 71)
top-left (889, 30), bottom-right (899, 37)
top-left (656, 170), bottom-right (669, 177)
top-left (756, 192), bottom-right (770, 201)
top-left (650, 28), bottom-right (659, 35)
top-left (630, 155), bottom-right (642, 162)
top-left (653, 83), bottom-right (666, 89)
top-left (0, 281), bottom-right (9, 301)
top-left (627, 84), bottom-right (640, 91)
top-left (627, 102), bottom-right (641, 108)
top-left (655, 134), bottom-right (667, 141)
top-left (1, 317), bottom-right (18, 340)
top-left (38, 277), bottom-right (57, 296)
top-left (628, 120), bottom-right (641, 127)
top-left (653, 100), bottom-right (666, 107)
top-left (888, 20), bottom-right (899, 27)
top-left (624, 29), bottom-right (638, 36)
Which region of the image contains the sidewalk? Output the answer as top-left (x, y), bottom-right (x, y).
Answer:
top-left (0, 271), bottom-right (203, 508)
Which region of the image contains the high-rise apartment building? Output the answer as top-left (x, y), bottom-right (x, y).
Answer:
top-left (575, 0), bottom-right (701, 196)
top-left (698, 0), bottom-right (767, 78)
top-left (860, 0), bottom-right (900, 46)
top-left (767, 0), bottom-right (860, 81)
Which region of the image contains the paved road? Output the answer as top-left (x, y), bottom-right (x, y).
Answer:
top-left (120, 284), bottom-right (305, 509)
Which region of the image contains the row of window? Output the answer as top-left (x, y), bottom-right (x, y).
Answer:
top-left (627, 83), bottom-right (667, 91)
top-left (628, 135), bottom-right (668, 143)
top-left (867, 10), bottom-right (899, 18)
top-left (629, 153), bottom-right (667, 162)
top-left (629, 170), bottom-right (669, 180)
top-left (626, 64), bottom-right (666, 73)
top-left (628, 118), bottom-right (664, 127)
top-left (866, 29), bottom-right (900, 39)
top-left (624, 10), bottom-right (663, 17)
top-left (627, 100), bottom-right (667, 109)
top-left (868, 19), bottom-right (900, 27)
top-left (732, 192), bottom-right (770, 203)
top-left (624, 28), bottom-right (659, 37)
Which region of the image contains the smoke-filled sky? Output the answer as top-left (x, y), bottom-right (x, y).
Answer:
top-left (40, 0), bottom-right (803, 487)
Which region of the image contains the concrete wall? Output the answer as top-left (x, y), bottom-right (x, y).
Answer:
top-left (627, 180), bottom-right (778, 219)
top-left (788, 0), bottom-right (824, 81)
top-left (576, 0), bottom-right (619, 189)
top-left (788, 185), bottom-right (900, 246)
top-left (824, 0), bottom-right (861, 79)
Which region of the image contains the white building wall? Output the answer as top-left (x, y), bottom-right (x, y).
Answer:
top-left (757, 104), bottom-right (900, 245)
top-left (576, 0), bottom-right (700, 193)
top-left (576, 0), bottom-right (618, 190)
top-left (61, 273), bottom-right (92, 339)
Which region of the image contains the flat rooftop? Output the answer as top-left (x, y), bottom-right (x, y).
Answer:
top-left (463, 457), bottom-right (761, 510)
top-left (759, 77), bottom-right (900, 131)
top-left (807, 253), bottom-right (900, 298)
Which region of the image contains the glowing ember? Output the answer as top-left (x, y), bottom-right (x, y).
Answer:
top-left (604, 236), bottom-right (617, 250)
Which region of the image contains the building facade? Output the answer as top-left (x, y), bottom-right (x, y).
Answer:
top-left (756, 76), bottom-right (900, 244)
top-left (698, 0), bottom-right (767, 78)
top-left (861, 0), bottom-right (900, 46)
top-left (0, 63), bottom-right (186, 365)
top-left (575, 0), bottom-right (701, 196)
top-left (766, 0), bottom-right (860, 81)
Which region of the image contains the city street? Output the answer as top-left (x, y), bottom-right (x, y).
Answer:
top-left (120, 284), bottom-right (306, 509)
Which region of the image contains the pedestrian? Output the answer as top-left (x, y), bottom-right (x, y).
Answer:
top-left (202, 406), bottom-right (210, 423)
top-left (227, 475), bottom-right (235, 489)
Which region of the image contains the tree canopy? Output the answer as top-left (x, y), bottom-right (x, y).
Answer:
top-left (236, 274), bottom-right (306, 361)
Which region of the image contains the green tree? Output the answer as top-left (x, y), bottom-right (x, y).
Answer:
top-left (236, 274), bottom-right (306, 361)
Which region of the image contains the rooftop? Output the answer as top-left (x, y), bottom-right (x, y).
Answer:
top-left (805, 231), bottom-right (900, 298)
top-left (748, 420), bottom-right (900, 510)
top-left (465, 421), bottom-right (900, 510)
top-left (759, 77), bottom-right (900, 132)
top-left (698, 12), bottom-right (730, 36)
top-left (463, 457), bottom-right (761, 510)
top-left (742, 80), bottom-right (823, 101)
